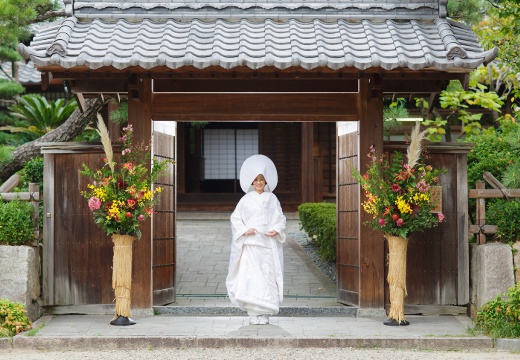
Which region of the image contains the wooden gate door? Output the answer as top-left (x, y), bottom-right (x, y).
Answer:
top-left (336, 122), bottom-right (360, 306)
top-left (152, 122), bottom-right (176, 305)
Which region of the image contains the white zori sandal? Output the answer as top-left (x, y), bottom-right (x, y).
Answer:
top-left (259, 315), bottom-right (269, 325)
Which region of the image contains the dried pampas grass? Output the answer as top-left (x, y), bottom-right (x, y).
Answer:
top-left (96, 114), bottom-right (114, 174)
top-left (406, 122), bottom-right (428, 168)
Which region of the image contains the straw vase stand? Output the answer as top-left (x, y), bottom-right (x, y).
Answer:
top-left (110, 233), bottom-right (136, 326)
top-left (384, 233), bottom-right (410, 326)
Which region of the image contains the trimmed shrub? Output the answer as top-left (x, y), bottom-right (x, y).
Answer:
top-left (487, 199), bottom-right (520, 243)
top-left (0, 200), bottom-right (34, 245)
top-left (21, 157), bottom-right (44, 189)
top-left (298, 202), bottom-right (336, 262)
top-left (0, 298), bottom-right (32, 337)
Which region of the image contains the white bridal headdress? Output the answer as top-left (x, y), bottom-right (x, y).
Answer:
top-left (239, 154), bottom-right (278, 193)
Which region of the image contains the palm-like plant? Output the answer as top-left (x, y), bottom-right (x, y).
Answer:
top-left (2, 94), bottom-right (77, 138)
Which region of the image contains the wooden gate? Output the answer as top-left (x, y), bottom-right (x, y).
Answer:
top-left (42, 128), bottom-right (177, 308)
top-left (336, 122), bottom-right (360, 305)
top-left (42, 146), bottom-right (113, 306)
top-left (152, 122), bottom-right (176, 305)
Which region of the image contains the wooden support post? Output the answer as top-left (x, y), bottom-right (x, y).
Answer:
top-left (29, 183), bottom-right (40, 242)
top-left (301, 122), bottom-right (314, 203)
top-left (475, 180), bottom-right (486, 245)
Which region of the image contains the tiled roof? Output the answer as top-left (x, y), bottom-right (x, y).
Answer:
top-left (18, 1), bottom-right (496, 72)
top-left (70, 0), bottom-right (445, 21)
top-left (0, 61), bottom-right (41, 84)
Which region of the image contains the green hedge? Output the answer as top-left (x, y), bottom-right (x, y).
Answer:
top-left (487, 199), bottom-right (520, 243)
top-left (0, 200), bottom-right (34, 245)
top-left (298, 202), bottom-right (336, 262)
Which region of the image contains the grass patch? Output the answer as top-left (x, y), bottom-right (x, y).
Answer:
top-left (25, 322), bottom-right (45, 336)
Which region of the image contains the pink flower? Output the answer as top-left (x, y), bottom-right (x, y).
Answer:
top-left (396, 218), bottom-right (405, 226)
top-left (138, 215), bottom-right (144, 221)
top-left (378, 218), bottom-right (386, 227)
top-left (391, 184), bottom-right (400, 192)
top-left (88, 197), bottom-right (101, 211)
top-left (437, 213), bottom-right (445, 222)
top-left (122, 148), bottom-right (131, 156)
top-left (416, 180), bottom-right (430, 192)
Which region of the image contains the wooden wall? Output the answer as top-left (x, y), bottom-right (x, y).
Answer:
top-left (384, 143), bottom-right (471, 308)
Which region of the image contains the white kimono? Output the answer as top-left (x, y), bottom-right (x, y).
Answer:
top-left (226, 191), bottom-right (286, 316)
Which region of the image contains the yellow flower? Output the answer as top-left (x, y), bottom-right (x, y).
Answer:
top-left (412, 193), bottom-right (430, 203)
top-left (92, 187), bottom-right (107, 202)
top-left (141, 190), bottom-right (153, 201)
top-left (107, 200), bottom-right (124, 219)
top-left (396, 196), bottom-right (412, 214)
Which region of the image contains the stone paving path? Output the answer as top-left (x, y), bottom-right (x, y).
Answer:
top-left (173, 212), bottom-right (340, 308)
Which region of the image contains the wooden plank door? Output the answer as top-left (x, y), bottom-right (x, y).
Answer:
top-left (152, 121), bottom-right (177, 305)
top-left (336, 122), bottom-right (360, 305)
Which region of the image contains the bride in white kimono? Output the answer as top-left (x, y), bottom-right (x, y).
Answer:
top-left (226, 154), bottom-right (286, 325)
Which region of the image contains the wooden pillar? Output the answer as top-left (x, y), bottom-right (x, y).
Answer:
top-left (127, 77), bottom-right (153, 309)
top-left (301, 122), bottom-right (314, 203)
top-left (358, 76), bottom-right (385, 308)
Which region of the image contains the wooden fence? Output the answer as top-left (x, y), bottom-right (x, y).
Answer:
top-left (469, 172), bottom-right (520, 245)
top-left (0, 174), bottom-right (41, 242)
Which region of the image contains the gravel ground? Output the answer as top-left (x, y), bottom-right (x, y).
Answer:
top-left (289, 230), bottom-right (337, 284)
top-left (2, 347), bottom-right (518, 359)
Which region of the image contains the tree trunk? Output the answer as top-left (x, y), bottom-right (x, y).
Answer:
top-left (0, 98), bottom-right (104, 183)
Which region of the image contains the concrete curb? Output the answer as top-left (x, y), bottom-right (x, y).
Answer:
top-left (495, 338), bottom-right (520, 352)
top-left (0, 337), bottom-right (11, 350)
top-left (11, 335), bottom-right (494, 351)
top-left (153, 306), bottom-right (357, 316)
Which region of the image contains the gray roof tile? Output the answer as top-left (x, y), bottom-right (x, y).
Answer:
top-left (0, 61), bottom-right (41, 84)
top-left (18, 2), bottom-right (496, 73)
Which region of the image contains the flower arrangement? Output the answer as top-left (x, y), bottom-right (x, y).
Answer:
top-left (81, 115), bottom-right (170, 239)
top-left (355, 123), bottom-right (445, 239)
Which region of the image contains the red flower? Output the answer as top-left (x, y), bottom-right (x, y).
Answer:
top-left (127, 199), bottom-right (136, 209)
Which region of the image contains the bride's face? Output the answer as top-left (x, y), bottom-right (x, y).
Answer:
top-left (252, 174), bottom-right (266, 193)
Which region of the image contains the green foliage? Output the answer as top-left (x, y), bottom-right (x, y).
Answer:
top-left (485, 0), bottom-right (520, 74)
top-left (0, 0), bottom-right (60, 48)
top-left (466, 117), bottom-right (520, 189)
top-left (0, 298), bottom-right (32, 337)
top-left (0, 79), bottom-right (25, 98)
top-left (298, 202), bottom-right (336, 262)
top-left (0, 145), bottom-right (14, 166)
top-left (4, 94), bottom-right (77, 138)
top-left (108, 100), bottom-right (128, 125)
top-left (0, 200), bottom-right (34, 245)
top-left (475, 283), bottom-right (520, 338)
top-left (383, 100), bottom-right (408, 137)
top-left (447, 0), bottom-right (489, 27)
top-left (502, 162), bottom-right (520, 188)
top-left (20, 156), bottom-right (44, 189)
top-left (438, 84), bottom-right (503, 139)
top-left (487, 199), bottom-right (520, 243)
